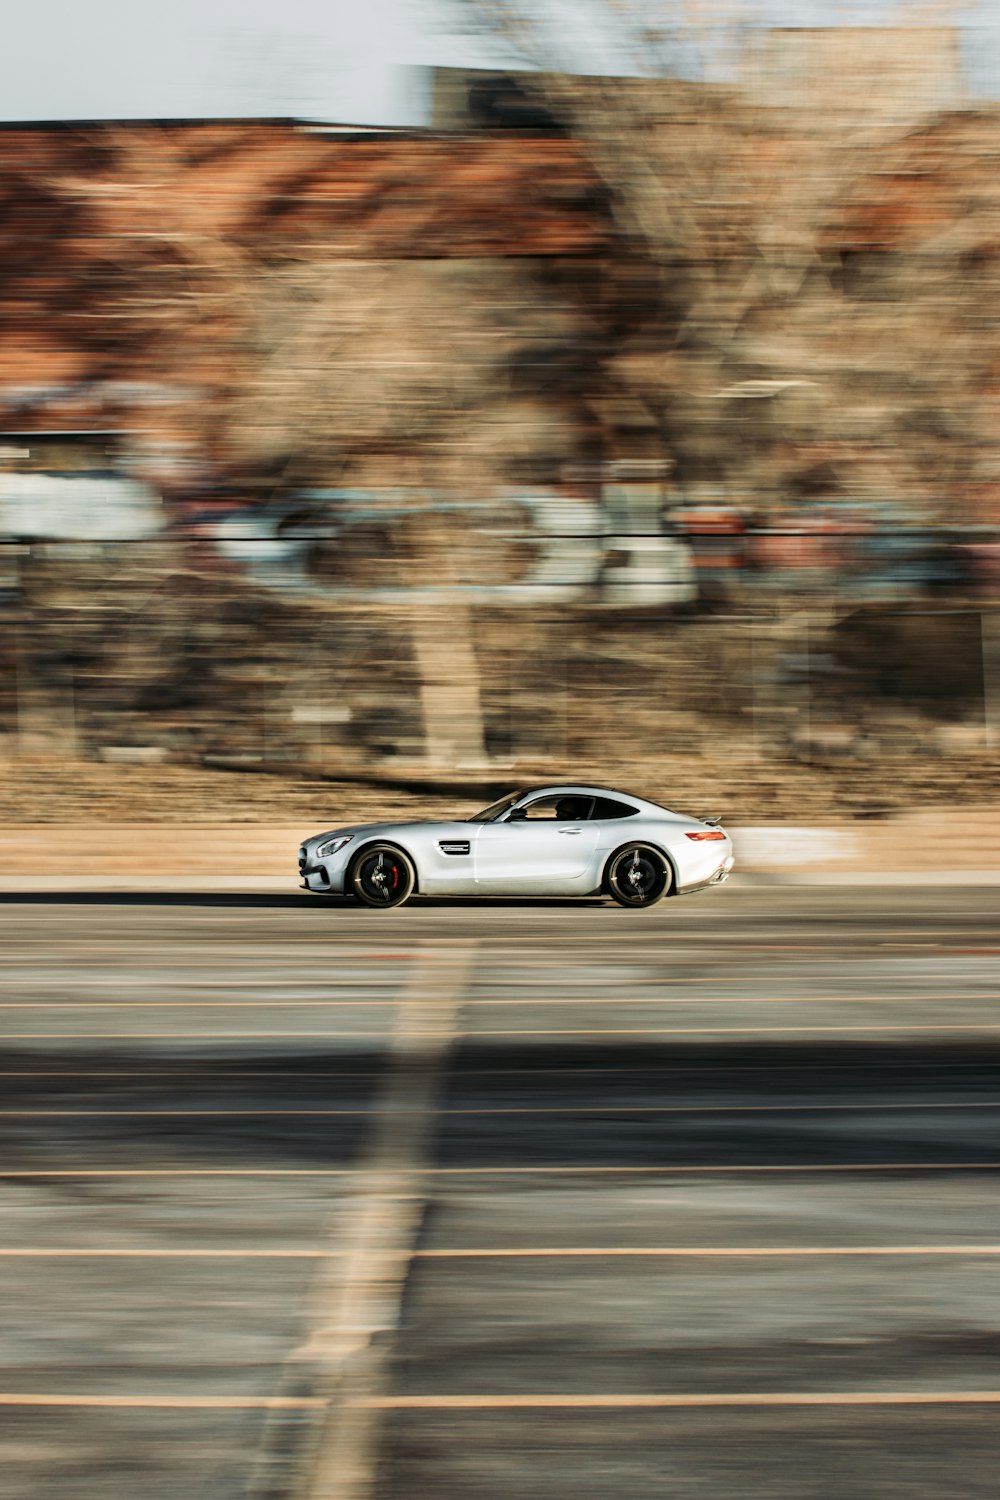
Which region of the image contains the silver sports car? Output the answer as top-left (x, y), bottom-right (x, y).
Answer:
top-left (298, 784), bottom-right (733, 909)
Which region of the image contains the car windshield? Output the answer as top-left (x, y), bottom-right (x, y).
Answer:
top-left (467, 790), bottom-right (525, 823)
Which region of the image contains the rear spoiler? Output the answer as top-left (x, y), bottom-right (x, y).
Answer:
top-left (701, 814), bottom-right (723, 826)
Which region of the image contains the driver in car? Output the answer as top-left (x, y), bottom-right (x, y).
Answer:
top-left (555, 797), bottom-right (589, 821)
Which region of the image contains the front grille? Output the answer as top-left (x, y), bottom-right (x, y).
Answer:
top-left (298, 846), bottom-right (307, 873)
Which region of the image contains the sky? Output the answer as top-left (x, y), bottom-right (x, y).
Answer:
top-left (0, 0), bottom-right (997, 126)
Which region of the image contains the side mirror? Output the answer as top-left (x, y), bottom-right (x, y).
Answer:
top-left (506, 806), bottom-right (528, 821)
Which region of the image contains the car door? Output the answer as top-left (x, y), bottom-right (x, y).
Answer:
top-left (474, 794), bottom-right (600, 893)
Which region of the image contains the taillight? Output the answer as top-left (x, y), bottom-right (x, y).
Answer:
top-left (686, 829), bottom-right (726, 841)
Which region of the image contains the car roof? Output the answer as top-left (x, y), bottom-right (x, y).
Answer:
top-left (517, 784), bottom-right (655, 808)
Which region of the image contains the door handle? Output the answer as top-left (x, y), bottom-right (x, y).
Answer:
top-left (558, 828), bottom-right (582, 835)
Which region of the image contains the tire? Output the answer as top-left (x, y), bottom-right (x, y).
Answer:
top-left (350, 844), bottom-right (416, 909)
top-left (606, 844), bottom-right (672, 908)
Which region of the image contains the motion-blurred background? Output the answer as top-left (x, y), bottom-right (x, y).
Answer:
top-left (5, 14), bottom-right (1000, 1500)
top-left (1, 8), bottom-right (999, 831)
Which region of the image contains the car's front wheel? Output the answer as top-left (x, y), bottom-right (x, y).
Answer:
top-left (350, 844), bottom-right (416, 908)
top-left (606, 844), bottom-right (672, 908)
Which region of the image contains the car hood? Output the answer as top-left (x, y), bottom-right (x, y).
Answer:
top-left (303, 819), bottom-right (455, 851)
top-left (304, 822), bottom-right (395, 849)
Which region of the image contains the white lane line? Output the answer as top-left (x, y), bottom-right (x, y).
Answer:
top-left (251, 941), bottom-right (473, 1500)
top-left (351, 1391), bottom-right (1000, 1411)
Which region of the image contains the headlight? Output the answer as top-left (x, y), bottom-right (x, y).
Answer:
top-left (317, 835), bottom-right (353, 858)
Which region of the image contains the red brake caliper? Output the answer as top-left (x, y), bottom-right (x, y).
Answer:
top-left (391, 862), bottom-right (399, 889)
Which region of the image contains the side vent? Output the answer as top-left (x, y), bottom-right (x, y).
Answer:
top-left (439, 840), bottom-right (471, 856)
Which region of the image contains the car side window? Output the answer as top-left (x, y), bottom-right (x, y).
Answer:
top-left (590, 796), bottom-right (640, 820)
top-left (520, 796), bottom-right (594, 820)
top-left (520, 797), bottom-right (565, 820)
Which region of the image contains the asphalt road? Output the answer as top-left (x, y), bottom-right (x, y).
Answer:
top-left (1, 887), bottom-right (999, 1499)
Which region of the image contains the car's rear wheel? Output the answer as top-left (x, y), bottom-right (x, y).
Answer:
top-left (350, 844), bottom-right (416, 908)
top-left (606, 844), bottom-right (671, 908)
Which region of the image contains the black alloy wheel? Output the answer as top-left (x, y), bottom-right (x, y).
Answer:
top-left (350, 845), bottom-right (416, 908)
top-left (606, 844), bottom-right (671, 908)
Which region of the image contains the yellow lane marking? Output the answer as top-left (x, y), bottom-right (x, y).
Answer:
top-left (431, 1102), bottom-right (1000, 1115)
top-left (0, 1070), bottom-right (381, 1079)
top-left (285, 941), bottom-right (473, 1500)
top-left (463, 994), bottom-right (1000, 1005)
top-left (0, 1109), bottom-right (374, 1116)
top-left (0, 1393), bottom-right (322, 1409)
top-left (351, 1391), bottom-right (1000, 1411)
top-left (0, 1245), bottom-right (998, 1259)
top-left (0, 1064), bottom-right (982, 1078)
top-left (5, 1102), bottom-right (1000, 1117)
top-left (3, 1391), bottom-right (1000, 1413)
top-left (0, 995), bottom-right (996, 1009)
top-left (417, 1245), bottom-right (1000, 1258)
top-left (9, 1020), bottom-right (1000, 1044)
top-left (0, 1247), bottom-right (328, 1257)
top-left (0, 1033), bottom-right (394, 1040)
top-left (429, 1163), bottom-right (1000, 1175)
top-left (3, 1163), bottom-right (1000, 1177)
top-left (0, 1169), bottom-right (357, 1176)
top-left (0, 1001), bottom-right (397, 1009)
top-left (1, 993), bottom-right (996, 1007)
top-left (453, 1025), bottom-right (1000, 1037)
